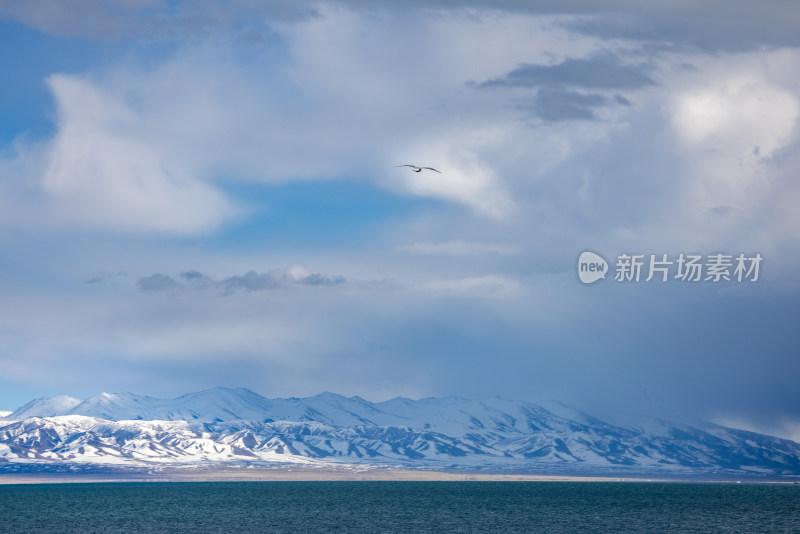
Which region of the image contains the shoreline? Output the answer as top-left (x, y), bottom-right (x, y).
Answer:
top-left (1, 465), bottom-right (796, 485)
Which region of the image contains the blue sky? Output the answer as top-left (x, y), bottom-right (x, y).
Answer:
top-left (1, 0), bottom-right (799, 441)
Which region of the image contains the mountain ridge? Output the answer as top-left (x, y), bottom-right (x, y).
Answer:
top-left (2, 388), bottom-right (799, 479)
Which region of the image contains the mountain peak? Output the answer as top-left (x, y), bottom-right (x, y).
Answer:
top-left (2, 388), bottom-right (799, 478)
top-left (179, 386), bottom-right (264, 400)
top-left (7, 394), bottom-right (83, 420)
top-left (308, 391), bottom-right (347, 400)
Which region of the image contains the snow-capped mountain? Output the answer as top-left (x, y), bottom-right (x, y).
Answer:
top-left (2, 387), bottom-right (799, 478)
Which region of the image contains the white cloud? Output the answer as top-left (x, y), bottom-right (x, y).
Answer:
top-left (38, 75), bottom-right (237, 234)
top-left (0, 8), bottom-right (628, 232)
top-left (286, 7), bottom-right (604, 217)
top-left (672, 75), bottom-right (798, 158)
top-left (2, 0), bottom-right (800, 433)
top-left (287, 264), bottom-right (312, 281)
top-left (713, 416), bottom-right (800, 443)
top-left (2, 8), bottom-right (797, 260)
top-left (394, 135), bottom-right (515, 218)
top-left (398, 240), bottom-right (515, 256)
top-left (658, 49), bottom-right (800, 253)
top-left (0, 0), bottom-right (316, 40)
top-left (425, 274), bottom-right (523, 299)
top-left (0, 0), bottom-right (161, 39)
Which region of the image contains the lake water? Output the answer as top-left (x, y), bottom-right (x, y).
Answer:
top-left (1, 481), bottom-right (798, 533)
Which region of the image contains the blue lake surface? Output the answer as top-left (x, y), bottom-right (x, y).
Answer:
top-left (1, 481), bottom-right (798, 533)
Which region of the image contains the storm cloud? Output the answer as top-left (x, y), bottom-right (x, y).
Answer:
top-left (480, 55), bottom-right (653, 121)
top-left (481, 55), bottom-right (654, 90)
top-left (221, 268), bottom-right (345, 294)
top-left (0, 0), bottom-right (798, 444)
top-left (137, 274), bottom-right (180, 293)
top-left (135, 267), bottom-right (346, 296)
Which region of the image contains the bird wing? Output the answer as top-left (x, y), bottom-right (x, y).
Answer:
top-left (396, 165), bottom-right (418, 168)
top-left (421, 167), bottom-right (441, 173)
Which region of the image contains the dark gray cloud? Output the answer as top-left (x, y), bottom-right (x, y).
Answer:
top-left (136, 268), bottom-right (345, 296)
top-left (86, 272), bottom-right (128, 284)
top-left (86, 272), bottom-right (110, 284)
top-left (520, 88), bottom-right (608, 122)
top-left (563, 8), bottom-right (800, 52)
top-left (1, 0), bottom-right (798, 51)
top-left (613, 94), bottom-right (632, 106)
top-left (221, 269), bottom-right (346, 294)
top-left (179, 270), bottom-right (207, 281)
top-left (220, 271), bottom-right (346, 294)
top-left (221, 271), bottom-right (282, 294)
top-left (0, 0), bottom-right (317, 40)
top-left (347, 0), bottom-right (800, 51)
top-left (481, 56), bottom-right (654, 91)
top-left (481, 55), bottom-right (651, 121)
top-left (137, 274), bottom-right (180, 293)
top-left (301, 273), bottom-right (346, 286)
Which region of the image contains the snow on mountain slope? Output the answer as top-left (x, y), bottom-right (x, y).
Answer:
top-left (6, 395), bottom-right (82, 420)
top-left (2, 389), bottom-right (799, 477)
top-left (288, 392), bottom-right (407, 427)
top-left (4, 387), bottom-right (281, 423)
top-left (68, 392), bottom-right (160, 421)
top-left (374, 395), bottom-right (606, 438)
top-left (0, 416), bottom-right (315, 466)
top-left (165, 387), bottom-right (279, 422)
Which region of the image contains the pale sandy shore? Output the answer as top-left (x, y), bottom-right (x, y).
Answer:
top-left (1, 464), bottom-right (776, 484)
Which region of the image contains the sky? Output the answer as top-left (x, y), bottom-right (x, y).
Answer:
top-left (0, 0), bottom-right (799, 440)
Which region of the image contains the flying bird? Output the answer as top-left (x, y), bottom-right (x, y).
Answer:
top-left (396, 164), bottom-right (441, 173)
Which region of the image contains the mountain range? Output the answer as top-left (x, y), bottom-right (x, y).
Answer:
top-left (2, 387), bottom-right (799, 479)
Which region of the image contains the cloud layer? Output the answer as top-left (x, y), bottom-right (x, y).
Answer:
top-left (0, 1), bottom-right (799, 441)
